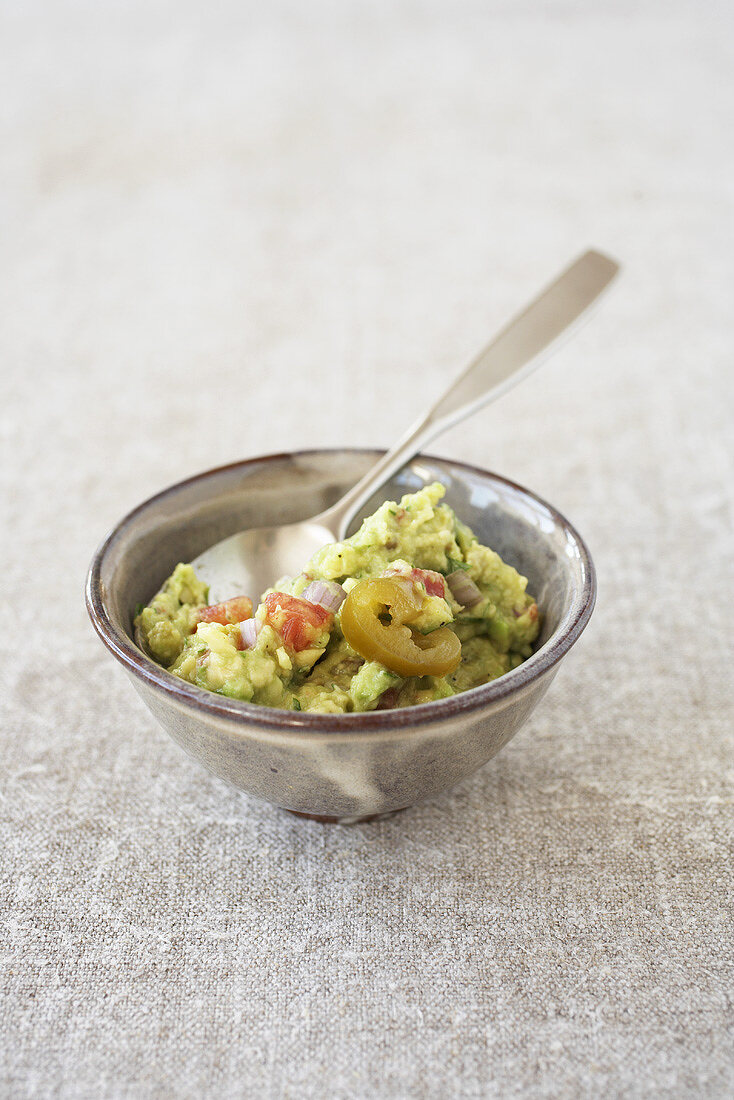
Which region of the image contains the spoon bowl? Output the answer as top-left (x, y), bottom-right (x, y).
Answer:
top-left (194, 518), bottom-right (337, 603)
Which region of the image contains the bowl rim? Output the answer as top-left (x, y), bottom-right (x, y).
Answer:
top-left (86, 448), bottom-right (596, 737)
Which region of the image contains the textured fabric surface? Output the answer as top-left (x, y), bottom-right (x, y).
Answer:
top-left (2, 1), bottom-right (733, 1096)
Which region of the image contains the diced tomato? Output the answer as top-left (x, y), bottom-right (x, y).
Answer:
top-left (263, 592), bottom-right (333, 652)
top-left (410, 568), bottom-right (446, 598)
top-left (196, 596), bottom-right (253, 625)
top-left (383, 565), bottom-right (446, 599)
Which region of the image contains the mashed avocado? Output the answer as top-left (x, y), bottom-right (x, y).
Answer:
top-left (134, 483), bottom-right (540, 714)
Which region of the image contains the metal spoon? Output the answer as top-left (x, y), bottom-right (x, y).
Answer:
top-left (194, 249), bottom-right (619, 602)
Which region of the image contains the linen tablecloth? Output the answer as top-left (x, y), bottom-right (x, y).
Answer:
top-left (3, 1), bottom-right (732, 1095)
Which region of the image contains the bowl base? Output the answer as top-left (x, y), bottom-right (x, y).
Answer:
top-left (286, 806), bottom-right (409, 825)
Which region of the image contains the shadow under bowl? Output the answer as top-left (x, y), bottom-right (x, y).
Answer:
top-left (86, 450), bottom-right (595, 823)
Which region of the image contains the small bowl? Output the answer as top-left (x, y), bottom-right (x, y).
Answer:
top-left (86, 450), bottom-right (595, 823)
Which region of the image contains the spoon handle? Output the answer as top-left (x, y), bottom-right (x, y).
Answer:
top-left (321, 249), bottom-right (620, 540)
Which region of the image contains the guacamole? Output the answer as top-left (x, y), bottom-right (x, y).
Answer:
top-left (134, 483), bottom-right (540, 713)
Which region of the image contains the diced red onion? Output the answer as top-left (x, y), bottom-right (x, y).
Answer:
top-left (376, 687), bottom-right (400, 710)
top-left (446, 570), bottom-right (482, 608)
top-left (301, 580), bottom-right (347, 613)
top-left (239, 617), bottom-right (263, 649)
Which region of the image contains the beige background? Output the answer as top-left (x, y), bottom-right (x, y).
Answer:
top-left (2, 0), bottom-right (732, 1096)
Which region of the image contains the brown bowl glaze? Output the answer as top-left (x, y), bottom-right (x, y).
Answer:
top-left (86, 450), bottom-right (595, 822)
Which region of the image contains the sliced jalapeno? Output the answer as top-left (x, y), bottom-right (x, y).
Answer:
top-left (340, 577), bottom-right (461, 678)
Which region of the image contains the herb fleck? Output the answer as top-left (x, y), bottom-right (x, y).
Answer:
top-left (446, 556), bottom-right (470, 573)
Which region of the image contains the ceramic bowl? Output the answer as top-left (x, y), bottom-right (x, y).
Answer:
top-left (86, 449), bottom-right (595, 822)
